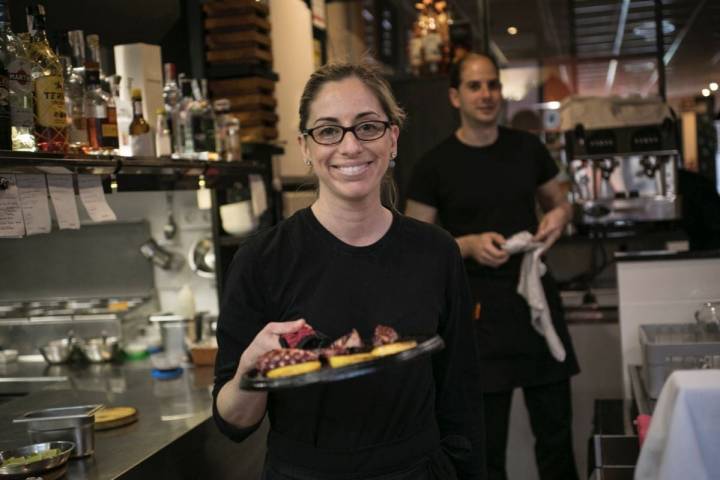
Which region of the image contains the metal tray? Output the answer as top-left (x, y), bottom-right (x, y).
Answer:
top-left (240, 335), bottom-right (445, 391)
top-left (0, 441), bottom-right (74, 479)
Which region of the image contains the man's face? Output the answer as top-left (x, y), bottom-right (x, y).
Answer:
top-left (450, 56), bottom-right (502, 127)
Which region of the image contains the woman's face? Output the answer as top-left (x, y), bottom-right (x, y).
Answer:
top-left (300, 76), bottom-right (399, 205)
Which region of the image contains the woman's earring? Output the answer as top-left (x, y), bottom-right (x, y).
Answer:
top-left (304, 158), bottom-right (311, 166)
top-left (390, 152), bottom-right (396, 168)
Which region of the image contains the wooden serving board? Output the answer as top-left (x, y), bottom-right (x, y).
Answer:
top-left (94, 406), bottom-right (138, 431)
top-left (206, 47), bottom-right (273, 64)
top-left (203, 0), bottom-right (269, 18)
top-left (206, 31), bottom-right (271, 50)
top-left (204, 15), bottom-right (271, 33)
top-left (226, 94), bottom-right (277, 110)
top-left (209, 77), bottom-right (275, 96)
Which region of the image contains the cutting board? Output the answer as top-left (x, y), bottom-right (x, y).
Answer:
top-left (94, 406), bottom-right (138, 431)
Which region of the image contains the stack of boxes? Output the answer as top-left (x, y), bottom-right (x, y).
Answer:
top-left (203, 0), bottom-right (278, 144)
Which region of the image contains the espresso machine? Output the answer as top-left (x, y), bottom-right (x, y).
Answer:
top-left (562, 98), bottom-right (681, 227)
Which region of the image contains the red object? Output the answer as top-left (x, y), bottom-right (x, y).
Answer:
top-left (635, 414), bottom-right (652, 447)
top-left (280, 324), bottom-right (316, 349)
top-left (256, 348), bottom-right (319, 374)
top-left (373, 325), bottom-right (399, 346)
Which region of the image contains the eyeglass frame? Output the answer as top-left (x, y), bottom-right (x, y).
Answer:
top-left (302, 120), bottom-right (392, 146)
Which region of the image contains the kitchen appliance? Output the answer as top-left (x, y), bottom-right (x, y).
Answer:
top-left (561, 96), bottom-right (681, 227)
top-left (14, 405), bottom-right (103, 458)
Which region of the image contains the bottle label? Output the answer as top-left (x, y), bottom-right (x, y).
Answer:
top-left (7, 59), bottom-right (34, 128)
top-left (35, 75), bottom-right (66, 128)
top-left (130, 133), bottom-right (155, 156)
top-left (101, 106), bottom-right (119, 148)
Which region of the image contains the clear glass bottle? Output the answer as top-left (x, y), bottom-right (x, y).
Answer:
top-left (187, 78), bottom-right (216, 160)
top-left (64, 29), bottom-right (88, 152)
top-left (214, 98), bottom-right (241, 161)
top-left (172, 75), bottom-right (194, 158)
top-left (154, 107), bottom-right (171, 157)
top-left (112, 74), bottom-right (132, 156)
top-left (83, 34), bottom-right (117, 154)
top-left (0, 0), bottom-right (34, 151)
top-left (25, 4), bottom-right (66, 152)
top-left (129, 88), bottom-right (153, 156)
top-left (162, 63), bottom-right (179, 155)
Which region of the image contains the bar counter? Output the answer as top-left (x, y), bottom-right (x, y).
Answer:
top-left (0, 360), bottom-right (267, 479)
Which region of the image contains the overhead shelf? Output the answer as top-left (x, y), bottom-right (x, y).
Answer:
top-left (0, 143), bottom-right (284, 191)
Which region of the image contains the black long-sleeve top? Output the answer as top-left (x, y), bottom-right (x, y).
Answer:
top-left (212, 207), bottom-right (485, 479)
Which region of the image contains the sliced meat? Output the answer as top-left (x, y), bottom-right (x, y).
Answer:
top-left (256, 348), bottom-right (319, 374)
top-left (372, 325), bottom-right (399, 346)
top-left (331, 329), bottom-right (363, 349)
top-left (280, 324), bottom-right (316, 349)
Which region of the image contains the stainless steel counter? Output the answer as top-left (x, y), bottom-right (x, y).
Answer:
top-left (0, 360), bottom-right (267, 479)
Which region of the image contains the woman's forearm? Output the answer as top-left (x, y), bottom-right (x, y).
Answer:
top-left (216, 373), bottom-right (268, 429)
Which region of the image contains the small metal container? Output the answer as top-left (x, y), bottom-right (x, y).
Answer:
top-left (38, 339), bottom-right (76, 365)
top-left (78, 336), bottom-right (121, 363)
top-left (0, 441), bottom-right (75, 477)
top-left (13, 405), bottom-right (103, 457)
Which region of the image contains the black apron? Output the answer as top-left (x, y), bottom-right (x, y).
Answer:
top-left (469, 270), bottom-right (579, 393)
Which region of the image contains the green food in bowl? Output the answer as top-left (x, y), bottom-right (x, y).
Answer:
top-left (1, 448), bottom-right (60, 466)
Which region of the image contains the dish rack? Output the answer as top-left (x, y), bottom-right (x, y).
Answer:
top-left (640, 323), bottom-right (720, 398)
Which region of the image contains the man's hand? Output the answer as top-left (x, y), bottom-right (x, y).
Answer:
top-left (533, 206), bottom-right (569, 251)
top-left (459, 232), bottom-right (509, 268)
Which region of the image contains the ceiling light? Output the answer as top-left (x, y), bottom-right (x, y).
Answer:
top-left (507, 26), bottom-right (518, 35)
top-left (710, 82), bottom-right (719, 91)
top-left (702, 88), bottom-right (711, 97)
top-left (632, 20), bottom-right (675, 40)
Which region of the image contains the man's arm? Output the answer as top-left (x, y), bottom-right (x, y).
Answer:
top-left (534, 178), bottom-right (572, 247)
top-left (405, 200), bottom-right (508, 267)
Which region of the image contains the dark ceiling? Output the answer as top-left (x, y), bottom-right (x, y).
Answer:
top-left (481, 0), bottom-right (720, 100)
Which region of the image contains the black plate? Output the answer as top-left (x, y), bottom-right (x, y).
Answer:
top-left (240, 335), bottom-right (445, 391)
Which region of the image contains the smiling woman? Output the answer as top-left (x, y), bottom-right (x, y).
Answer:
top-left (212, 61), bottom-right (486, 480)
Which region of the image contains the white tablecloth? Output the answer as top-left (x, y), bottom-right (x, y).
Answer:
top-left (634, 370), bottom-right (720, 480)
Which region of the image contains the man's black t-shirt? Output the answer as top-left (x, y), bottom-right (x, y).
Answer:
top-left (407, 128), bottom-right (579, 391)
top-left (407, 127), bottom-right (558, 279)
top-left (212, 208), bottom-right (485, 479)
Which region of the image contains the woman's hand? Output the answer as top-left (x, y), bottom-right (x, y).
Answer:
top-left (237, 319), bottom-right (307, 375)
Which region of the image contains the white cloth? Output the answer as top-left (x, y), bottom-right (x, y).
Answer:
top-left (634, 370), bottom-right (720, 480)
top-left (503, 231), bottom-right (566, 362)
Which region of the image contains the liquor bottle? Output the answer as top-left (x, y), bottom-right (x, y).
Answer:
top-left (129, 88), bottom-right (153, 156)
top-left (214, 98), bottom-right (241, 161)
top-left (187, 78), bottom-right (216, 159)
top-left (154, 108), bottom-right (171, 157)
top-left (84, 34), bottom-right (117, 154)
top-left (111, 74), bottom-right (132, 156)
top-left (63, 29), bottom-right (88, 151)
top-left (25, 4), bottom-right (66, 152)
top-left (172, 74), bottom-right (194, 158)
top-left (162, 63), bottom-right (180, 151)
top-left (0, 1), bottom-right (34, 151)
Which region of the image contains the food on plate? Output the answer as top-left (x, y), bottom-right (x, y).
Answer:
top-left (372, 325), bottom-right (399, 346)
top-left (266, 360), bottom-right (322, 378)
top-left (280, 324), bottom-right (327, 349)
top-left (256, 348), bottom-right (320, 378)
top-left (252, 324), bottom-right (421, 378)
top-left (1, 448), bottom-right (60, 466)
top-left (372, 341), bottom-right (418, 357)
top-left (327, 352), bottom-right (375, 368)
top-left (331, 328), bottom-right (363, 350)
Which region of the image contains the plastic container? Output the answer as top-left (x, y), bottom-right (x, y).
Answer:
top-left (639, 323), bottom-right (720, 397)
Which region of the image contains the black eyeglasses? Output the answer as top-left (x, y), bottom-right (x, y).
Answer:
top-left (303, 120), bottom-right (391, 145)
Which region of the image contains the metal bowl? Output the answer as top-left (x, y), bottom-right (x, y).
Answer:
top-left (0, 441), bottom-right (74, 477)
top-left (38, 339), bottom-right (76, 365)
top-left (188, 237), bottom-right (215, 279)
top-left (78, 337), bottom-right (121, 363)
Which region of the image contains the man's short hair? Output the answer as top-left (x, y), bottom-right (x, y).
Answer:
top-left (449, 52), bottom-right (501, 89)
